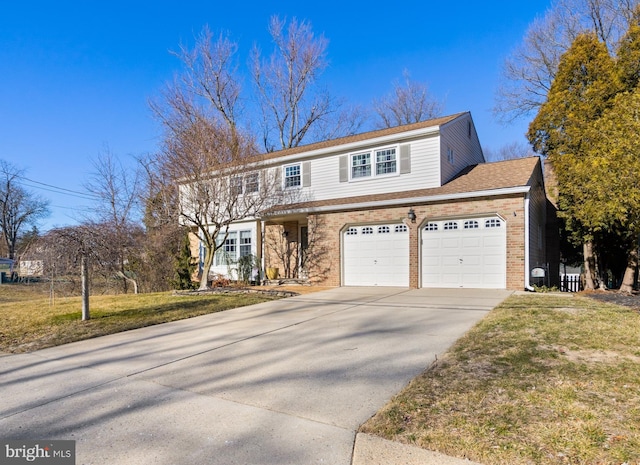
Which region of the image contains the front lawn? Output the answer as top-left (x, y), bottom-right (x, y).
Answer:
top-left (361, 293), bottom-right (640, 465)
top-left (0, 283), bottom-right (281, 353)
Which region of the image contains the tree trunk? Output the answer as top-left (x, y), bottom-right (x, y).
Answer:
top-left (620, 247), bottom-right (638, 294)
top-left (583, 241), bottom-right (597, 290)
top-left (199, 246), bottom-right (214, 290)
top-left (81, 252), bottom-right (90, 321)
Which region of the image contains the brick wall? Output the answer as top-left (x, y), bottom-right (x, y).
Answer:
top-left (302, 195), bottom-right (528, 290)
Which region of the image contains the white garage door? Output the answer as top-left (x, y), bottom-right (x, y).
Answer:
top-left (343, 223), bottom-right (409, 286)
top-left (421, 217), bottom-right (506, 289)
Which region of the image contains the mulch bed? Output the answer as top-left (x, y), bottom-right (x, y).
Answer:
top-left (581, 289), bottom-right (640, 311)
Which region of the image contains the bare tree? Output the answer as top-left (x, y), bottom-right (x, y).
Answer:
top-left (251, 16), bottom-right (340, 151)
top-left (153, 110), bottom-right (287, 289)
top-left (48, 225), bottom-right (102, 320)
top-left (495, 0), bottom-right (638, 122)
top-left (483, 141), bottom-right (537, 162)
top-left (373, 70), bottom-right (444, 128)
top-left (0, 160), bottom-right (49, 260)
top-left (84, 149), bottom-right (143, 293)
top-left (138, 153), bottom-right (185, 291)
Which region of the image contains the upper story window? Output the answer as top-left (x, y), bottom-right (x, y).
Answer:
top-left (349, 145), bottom-right (398, 181)
top-left (376, 148), bottom-right (397, 175)
top-left (447, 147), bottom-right (455, 165)
top-left (245, 173), bottom-right (259, 193)
top-left (284, 164), bottom-right (301, 188)
top-left (231, 173), bottom-right (259, 196)
top-left (230, 176), bottom-right (243, 196)
top-left (351, 153), bottom-right (371, 179)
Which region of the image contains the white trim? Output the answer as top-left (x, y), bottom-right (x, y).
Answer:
top-left (266, 186), bottom-right (532, 217)
top-left (348, 144), bottom-right (400, 182)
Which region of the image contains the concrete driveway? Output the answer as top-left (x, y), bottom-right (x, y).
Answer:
top-left (0, 287), bottom-right (511, 464)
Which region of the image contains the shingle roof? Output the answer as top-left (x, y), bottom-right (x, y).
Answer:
top-left (260, 112), bottom-right (467, 161)
top-left (272, 156), bottom-right (541, 213)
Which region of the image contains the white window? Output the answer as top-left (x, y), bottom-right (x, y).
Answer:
top-left (378, 226), bottom-right (390, 234)
top-left (375, 148), bottom-right (397, 175)
top-left (346, 227), bottom-right (358, 235)
top-left (395, 224), bottom-right (408, 233)
top-left (362, 227), bottom-right (374, 235)
top-left (284, 164), bottom-right (301, 188)
top-left (215, 230), bottom-right (252, 265)
top-left (349, 145), bottom-right (399, 180)
top-left (424, 223), bottom-right (438, 231)
top-left (444, 221), bottom-right (458, 230)
top-left (464, 220), bottom-right (479, 229)
top-left (485, 219), bottom-right (502, 228)
top-left (239, 231), bottom-right (252, 257)
top-left (230, 176), bottom-right (243, 196)
top-left (216, 232), bottom-right (237, 266)
top-left (245, 173), bottom-right (259, 193)
top-left (351, 153), bottom-right (371, 179)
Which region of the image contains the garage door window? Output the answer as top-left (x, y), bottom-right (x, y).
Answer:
top-left (378, 226), bottom-right (390, 234)
top-left (346, 227), bottom-right (358, 235)
top-left (444, 221), bottom-right (458, 230)
top-left (362, 227), bottom-right (374, 235)
top-left (395, 224), bottom-right (408, 233)
top-left (486, 219), bottom-right (502, 228)
top-left (424, 223), bottom-right (438, 231)
top-left (464, 220), bottom-right (479, 229)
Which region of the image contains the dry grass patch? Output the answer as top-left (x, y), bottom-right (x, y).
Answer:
top-left (0, 283), bottom-right (281, 353)
top-left (361, 294), bottom-right (640, 465)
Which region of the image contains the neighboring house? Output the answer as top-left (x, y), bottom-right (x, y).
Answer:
top-left (195, 112), bottom-right (553, 290)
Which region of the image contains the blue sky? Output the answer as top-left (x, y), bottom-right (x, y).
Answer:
top-left (0, 1), bottom-right (552, 230)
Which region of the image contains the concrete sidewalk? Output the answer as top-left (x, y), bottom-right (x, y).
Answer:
top-left (0, 287), bottom-right (509, 464)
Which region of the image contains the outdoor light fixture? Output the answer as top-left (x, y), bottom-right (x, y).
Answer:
top-left (407, 209), bottom-right (416, 223)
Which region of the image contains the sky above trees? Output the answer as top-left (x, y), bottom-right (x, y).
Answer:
top-left (0, 0), bottom-right (552, 230)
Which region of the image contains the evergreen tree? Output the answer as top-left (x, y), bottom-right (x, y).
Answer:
top-left (172, 230), bottom-right (197, 290)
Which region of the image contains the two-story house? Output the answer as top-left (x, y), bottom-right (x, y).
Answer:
top-left (197, 112), bottom-right (549, 290)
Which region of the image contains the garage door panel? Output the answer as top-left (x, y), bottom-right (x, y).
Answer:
top-left (343, 224), bottom-right (409, 287)
top-left (462, 237), bottom-right (481, 248)
top-left (421, 217), bottom-right (506, 289)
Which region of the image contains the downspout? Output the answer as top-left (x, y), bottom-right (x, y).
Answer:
top-left (524, 192), bottom-right (535, 291)
top-left (260, 220), bottom-right (266, 283)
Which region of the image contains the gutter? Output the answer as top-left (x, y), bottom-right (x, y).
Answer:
top-left (524, 191), bottom-right (535, 291)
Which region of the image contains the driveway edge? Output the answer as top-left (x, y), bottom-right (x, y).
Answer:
top-left (352, 433), bottom-right (483, 465)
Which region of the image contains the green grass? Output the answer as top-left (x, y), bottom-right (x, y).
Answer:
top-left (361, 294), bottom-right (640, 465)
top-left (0, 283), bottom-right (281, 353)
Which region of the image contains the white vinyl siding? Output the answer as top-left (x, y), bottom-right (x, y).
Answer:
top-left (260, 113), bottom-right (481, 203)
top-left (439, 114), bottom-right (485, 185)
top-left (290, 135), bottom-right (439, 202)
